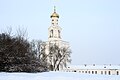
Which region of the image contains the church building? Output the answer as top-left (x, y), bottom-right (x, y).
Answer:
top-left (41, 6), bottom-right (120, 75)
top-left (43, 6), bottom-right (69, 70)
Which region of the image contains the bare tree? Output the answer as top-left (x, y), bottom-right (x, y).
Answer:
top-left (55, 47), bottom-right (71, 70)
top-left (30, 40), bottom-right (42, 57)
top-left (47, 43), bottom-right (72, 71)
top-left (30, 40), bottom-right (49, 70)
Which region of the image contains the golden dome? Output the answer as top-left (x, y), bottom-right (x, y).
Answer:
top-left (51, 12), bottom-right (59, 18)
top-left (50, 6), bottom-right (59, 18)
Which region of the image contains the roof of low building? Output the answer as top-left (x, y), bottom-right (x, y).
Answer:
top-left (67, 64), bottom-right (120, 70)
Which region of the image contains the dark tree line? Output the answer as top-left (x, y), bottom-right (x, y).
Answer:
top-left (0, 32), bottom-right (48, 72)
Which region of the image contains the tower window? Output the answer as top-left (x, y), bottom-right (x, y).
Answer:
top-left (95, 71), bottom-right (97, 74)
top-left (50, 30), bottom-right (53, 38)
top-left (88, 71), bottom-right (90, 74)
top-left (52, 19), bottom-right (54, 21)
top-left (117, 71), bottom-right (119, 75)
top-left (108, 71), bottom-right (111, 75)
top-left (101, 71), bottom-right (103, 74)
top-left (58, 30), bottom-right (60, 38)
top-left (52, 23), bottom-right (54, 25)
top-left (92, 71), bottom-right (94, 74)
top-left (105, 71), bottom-right (107, 75)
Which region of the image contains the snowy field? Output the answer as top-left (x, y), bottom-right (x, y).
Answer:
top-left (0, 71), bottom-right (120, 80)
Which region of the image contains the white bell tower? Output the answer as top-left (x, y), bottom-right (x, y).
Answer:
top-left (48, 6), bottom-right (62, 41)
top-left (44, 6), bottom-right (70, 70)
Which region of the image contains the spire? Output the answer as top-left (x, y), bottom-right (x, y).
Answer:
top-left (54, 6), bottom-right (56, 12)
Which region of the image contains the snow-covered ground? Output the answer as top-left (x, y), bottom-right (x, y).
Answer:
top-left (0, 71), bottom-right (120, 80)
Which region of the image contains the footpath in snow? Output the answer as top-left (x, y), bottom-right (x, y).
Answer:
top-left (0, 71), bottom-right (120, 80)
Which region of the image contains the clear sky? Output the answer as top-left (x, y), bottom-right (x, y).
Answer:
top-left (0, 0), bottom-right (120, 65)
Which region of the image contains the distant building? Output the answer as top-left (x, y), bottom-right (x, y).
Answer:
top-left (63, 64), bottom-right (120, 75)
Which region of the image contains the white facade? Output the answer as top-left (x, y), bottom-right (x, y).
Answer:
top-left (62, 64), bottom-right (120, 75)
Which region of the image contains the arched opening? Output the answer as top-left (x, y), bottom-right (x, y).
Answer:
top-left (50, 30), bottom-right (53, 38)
top-left (105, 71), bottom-right (107, 75)
top-left (58, 30), bottom-right (61, 38)
top-left (101, 71), bottom-right (103, 74)
top-left (88, 71), bottom-right (90, 74)
top-left (95, 71), bottom-right (97, 74)
top-left (82, 71), bottom-right (84, 73)
top-left (92, 71), bottom-right (94, 74)
top-left (108, 71), bottom-right (111, 75)
top-left (117, 71), bottom-right (119, 75)
top-left (52, 23), bottom-right (54, 25)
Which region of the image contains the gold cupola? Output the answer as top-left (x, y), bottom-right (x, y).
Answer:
top-left (51, 6), bottom-right (59, 18)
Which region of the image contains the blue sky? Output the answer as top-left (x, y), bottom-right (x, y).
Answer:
top-left (0, 0), bottom-right (120, 65)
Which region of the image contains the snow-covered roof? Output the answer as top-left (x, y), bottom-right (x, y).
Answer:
top-left (67, 64), bottom-right (120, 70)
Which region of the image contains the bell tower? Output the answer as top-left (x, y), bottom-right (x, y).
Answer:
top-left (42, 6), bottom-right (70, 71)
top-left (48, 6), bottom-right (62, 41)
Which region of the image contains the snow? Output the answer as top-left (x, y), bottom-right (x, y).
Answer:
top-left (0, 71), bottom-right (120, 80)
